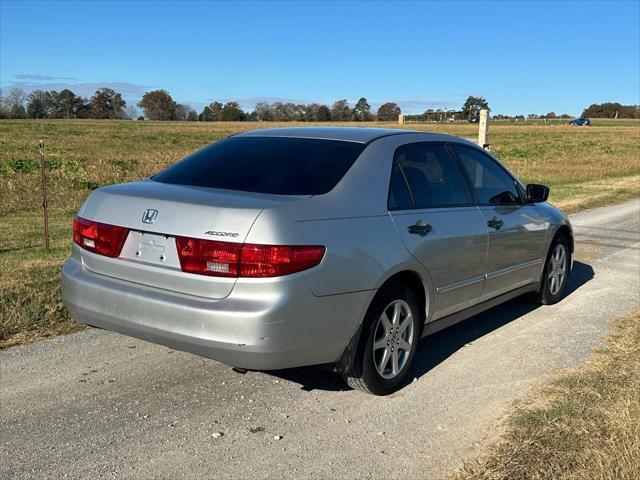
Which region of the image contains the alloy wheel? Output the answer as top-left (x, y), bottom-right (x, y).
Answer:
top-left (548, 243), bottom-right (567, 295)
top-left (372, 299), bottom-right (414, 379)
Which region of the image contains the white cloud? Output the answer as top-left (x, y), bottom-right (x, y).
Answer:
top-left (13, 73), bottom-right (78, 81)
top-left (2, 77), bottom-right (152, 100)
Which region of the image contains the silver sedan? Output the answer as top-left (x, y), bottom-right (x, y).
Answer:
top-left (62, 127), bottom-right (572, 394)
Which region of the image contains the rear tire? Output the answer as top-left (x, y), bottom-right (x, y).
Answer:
top-left (344, 282), bottom-right (421, 395)
top-left (536, 233), bottom-right (571, 305)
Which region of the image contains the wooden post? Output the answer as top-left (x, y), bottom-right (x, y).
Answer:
top-left (478, 109), bottom-right (490, 150)
top-left (39, 139), bottom-right (50, 250)
top-left (398, 114), bottom-right (405, 125)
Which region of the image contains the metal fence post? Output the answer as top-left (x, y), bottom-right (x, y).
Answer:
top-left (39, 139), bottom-right (50, 249)
top-left (478, 109), bottom-right (490, 150)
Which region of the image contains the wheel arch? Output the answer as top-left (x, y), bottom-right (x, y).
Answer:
top-left (555, 224), bottom-right (574, 254)
top-left (333, 268), bottom-right (428, 374)
top-left (378, 270), bottom-right (427, 324)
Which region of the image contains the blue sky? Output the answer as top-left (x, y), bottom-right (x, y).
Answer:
top-left (1, 0), bottom-right (639, 115)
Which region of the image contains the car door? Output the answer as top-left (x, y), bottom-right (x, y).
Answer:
top-left (388, 142), bottom-right (488, 320)
top-left (450, 144), bottom-right (547, 300)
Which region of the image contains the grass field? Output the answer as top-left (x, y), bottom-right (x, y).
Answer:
top-left (0, 119), bottom-right (639, 346)
top-left (450, 310), bottom-right (640, 480)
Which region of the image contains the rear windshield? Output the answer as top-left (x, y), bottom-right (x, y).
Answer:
top-left (152, 136), bottom-right (366, 195)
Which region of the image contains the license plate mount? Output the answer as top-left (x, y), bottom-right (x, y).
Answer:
top-left (120, 231), bottom-right (181, 268)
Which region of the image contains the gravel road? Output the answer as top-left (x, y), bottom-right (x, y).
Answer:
top-left (2, 199), bottom-right (639, 480)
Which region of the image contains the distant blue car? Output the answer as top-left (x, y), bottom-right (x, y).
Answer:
top-left (569, 118), bottom-right (591, 126)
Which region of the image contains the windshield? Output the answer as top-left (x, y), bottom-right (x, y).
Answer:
top-left (152, 136), bottom-right (366, 195)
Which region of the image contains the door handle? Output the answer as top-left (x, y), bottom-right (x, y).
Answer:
top-left (408, 220), bottom-right (432, 236)
top-left (487, 216), bottom-right (504, 230)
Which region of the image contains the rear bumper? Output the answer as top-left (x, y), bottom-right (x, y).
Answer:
top-left (61, 254), bottom-right (370, 370)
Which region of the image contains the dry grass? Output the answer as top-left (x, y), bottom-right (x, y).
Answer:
top-left (1, 119), bottom-right (639, 215)
top-left (549, 174), bottom-right (640, 214)
top-left (0, 209), bottom-right (82, 347)
top-left (0, 119), bottom-right (639, 346)
top-left (449, 310), bottom-right (640, 480)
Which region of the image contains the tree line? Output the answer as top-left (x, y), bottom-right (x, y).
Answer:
top-left (0, 87), bottom-right (131, 119)
top-left (0, 87), bottom-right (404, 122)
top-left (197, 97), bottom-right (404, 122)
top-left (581, 102), bottom-right (639, 119)
top-left (0, 87), bottom-right (488, 122)
top-left (3, 86), bottom-right (635, 122)
top-left (140, 91), bottom-right (406, 122)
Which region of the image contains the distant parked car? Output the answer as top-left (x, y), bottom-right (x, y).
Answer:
top-left (62, 127), bottom-right (573, 395)
top-left (569, 118), bottom-right (591, 126)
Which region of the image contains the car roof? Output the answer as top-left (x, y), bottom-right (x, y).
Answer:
top-left (234, 127), bottom-right (419, 144)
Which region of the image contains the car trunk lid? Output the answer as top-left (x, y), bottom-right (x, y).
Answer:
top-left (76, 180), bottom-right (307, 299)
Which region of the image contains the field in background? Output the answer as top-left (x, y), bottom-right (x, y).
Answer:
top-left (1, 119), bottom-right (639, 346)
top-left (450, 310), bottom-right (640, 480)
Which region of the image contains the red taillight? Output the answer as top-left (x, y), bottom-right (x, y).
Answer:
top-left (175, 237), bottom-right (325, 278)
top-left (175, 237), bottom-right (242, 277)
top-left (239, 244), bottom-right (325, 277)
top-left (72, 216), bottom-right (129, 258)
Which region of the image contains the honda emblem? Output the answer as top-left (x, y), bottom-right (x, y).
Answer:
top-left (141, 209), bottom-right (158, 224)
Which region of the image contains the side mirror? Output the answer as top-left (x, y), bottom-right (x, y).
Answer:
top-left (526, 183), bottom-right (550, 203)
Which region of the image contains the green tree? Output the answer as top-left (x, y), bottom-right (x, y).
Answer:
top-left (26, 90), bottom-right (55, 118)
top-left (272, 102), bottom-right (304, 121)
top-left (330, 99), bottom-right (351, 121)
top-left (272, 102), bottom-right (289, 121)
top-left (186, 109), bottom-right (198, 121)
top-left (75, 97), bottom-right (91, 118)
top-left (138, 90), bottom-right (177, 120)
top-left (302, 103), bottom-right (323, 121)
top-left (221, 101), bottom-right (245, 121)
top-left (353, 97), bottom-right (371, 121)
top-left (199, 101), bottom-right (224, 121)
top-left (461, 96), bottom-right (489, 120)
top-left (581, 102), bottom-right (639, 119)
top-left (253, 102), bottom-right (274, 121)
top-left (316, 104), bottom-right (331, 121)
top-left (90, 88), bottom-right (126, 119)
top-left (55, 89), bottom-right (86, 118)
top-left (376, 102), bottom-right (401, 121)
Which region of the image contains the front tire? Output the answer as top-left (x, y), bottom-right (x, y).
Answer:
top-left (344, 283), bottom-right (421, 395)
top-left (536, 234), bottom-right (571, 305)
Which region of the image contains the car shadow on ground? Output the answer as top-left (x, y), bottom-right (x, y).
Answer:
top-left (265, 260), bottom-right (595, 393)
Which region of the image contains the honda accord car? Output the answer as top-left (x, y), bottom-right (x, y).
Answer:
top-left (62, 127), bottom-right (573, 394)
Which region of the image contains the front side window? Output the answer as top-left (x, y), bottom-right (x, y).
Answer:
top-left (153, 137), bottom-right (366, 195)
top-left (393, 143), bottom-right (470, 208)
top-left (452, 145), bottom-right (520, 205)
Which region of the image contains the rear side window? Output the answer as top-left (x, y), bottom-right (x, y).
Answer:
top-left (153, 137), bottom-right (366, 195)
top-left (452, 145), bottom-right (520, 205)
top-left (388, 161), bottom-right (413, 210)
top-left (393, 143), bottom-right (470, 208)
